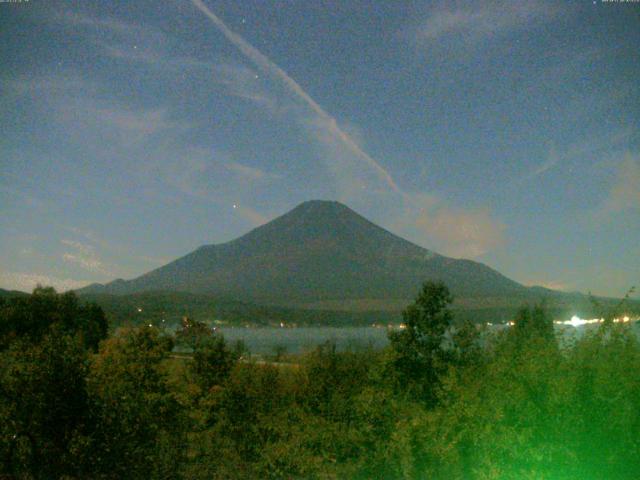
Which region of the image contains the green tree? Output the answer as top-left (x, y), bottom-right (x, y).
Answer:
top-left (191, 333), bottom-right (238, 392)
top-left (81, 326), bottom-right (185, 479)
top-left (0, 287), bottom-right (109, 478)
top-left (0, 333), bottom-right (89, 479)
top-left (387, 281), bottom-right (454, 405)
top-left (0, 286), bottom-right (107, 351)
top-left (512, 303), bottom-right (555, 344)
top-left (175, 316), bottom-right (213, 349)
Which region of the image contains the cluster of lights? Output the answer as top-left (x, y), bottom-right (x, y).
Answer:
top-left (486, 315), bottom-right (635, 328)
top-left (558, 315), bottom-right (632, 328)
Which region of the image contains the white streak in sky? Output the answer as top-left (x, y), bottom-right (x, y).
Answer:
top-left (189, 0), bottom-right (401, 195)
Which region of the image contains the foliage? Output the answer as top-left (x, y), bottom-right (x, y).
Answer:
top-left (387, 281), bottom-right (455, 405)
top-left (0, 332), bottom-right (90, 479)
top-left (175, 316), bottom-right (213, 348)
top-left (0, 286), bottom-right (108, 351)
top-left (2, 285), bottom-right (640, 479)
top-left (191, 333), bottom-right (238, 392)
top-left (80, 326), bottom-right (184, 479)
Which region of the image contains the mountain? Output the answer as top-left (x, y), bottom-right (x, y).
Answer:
top-left (77, 200), bottom-right (536, 308)
top-left (0, 288), bottom-right (28, 299)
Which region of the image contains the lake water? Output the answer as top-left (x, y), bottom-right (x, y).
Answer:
top-left (216, 321), bottom-right (640, 355)
top-left (218, 326), bottom-right (389, 355)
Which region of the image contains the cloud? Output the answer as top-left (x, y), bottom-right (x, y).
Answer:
top-left (235, 204), bottom-right (268, 227)
top-left (599, 153), bottom-right (640, 215)
top-left (59, 11), bottom-right (168, 55)
top-left (0, 271), bottom-right (91, 293)
top-left (523, 279), bottom-right (571, 291)
top-left (189, 0), bottom-right (507, 258)
top-left (414, 204), bottom-right (506, 258)
top-left (66, 227), bottom-right (172, 269)
top-left (98, 106), bottom-right (183, 137)
top-left (60, 239), bottom-right (113, 276)
top-left (190, 0), bottom-right (401, 196)
top-left (57, 10), bottom-right (275, 108)
top-left (226, 162), bottom-right (280, 182)
top-left (5, 73), bottom-right (91, 98)
top-left (415, 1), bottom-right (556, 43)
top-left (15, 4), bottom-right (507, 260)
top-left (522, 128), bottom-right (634, 183)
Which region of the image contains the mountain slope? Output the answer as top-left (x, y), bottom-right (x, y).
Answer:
top-left (77, 200), bottom-right (527, 304)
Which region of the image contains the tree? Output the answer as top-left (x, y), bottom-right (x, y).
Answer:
top-left (0, 287), bottom-right (108, 479)
top-left (175, 316), bottom-right (213, 349)
top-left (0, 333), bottom-right (89, 479)
top-left (387, 281), bottom-right (454, 405)
top-left (81, 326), bottom-right (185, 479)
top-left (191, 333), bottom-right (238, 392)
top-left (512, 303), bottom-right (555, 344)
top-left (0, 286), bottom-right (107, 351)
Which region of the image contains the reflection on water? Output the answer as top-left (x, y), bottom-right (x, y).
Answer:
top-left (217, 320), bottom-right (640, 355)
top-left (218, 327), bottom-right (388, 355)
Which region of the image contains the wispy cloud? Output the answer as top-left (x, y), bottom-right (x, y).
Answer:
top-left (598, 153), bottom-right (640, 215)
top-left (66, 227), bottom-right (172, 268)
top-left (60, 239), bottom-right (113, 276)
top-left (190, 0), bottom-right (506, 258)
top-left (56, 10), bottom-right (275, 107)
top-left (413, 200), bottom-right (506, 258)
top-left (521, 128), bottom-right (634, 183)
top-left (235, 205), bottom-right (268, 227)
top-left (415, 1), bottom-right (557, 44)
top-left (190, 0), bottom-right (401, 196)
top-left (226, 162), bottom-right (281, 182)
top-left (523, 279), bottom-right (571, 291)
top-left (0, 271), bottom-right (91, 293)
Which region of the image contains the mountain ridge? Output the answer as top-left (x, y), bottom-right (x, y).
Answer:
top-left (76, 200), bottom-right (533, 305)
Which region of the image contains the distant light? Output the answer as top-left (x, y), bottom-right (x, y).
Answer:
top-left (280, 322), bottom-right (284, 328)
top-left (233, 204), bottom-right (237, 209)
top-left (567, 315), bottom-right (587, 328)
top-left (137, 307), bottom-right (143, 312)
top-left (148, 323), bottom-right (152, 327)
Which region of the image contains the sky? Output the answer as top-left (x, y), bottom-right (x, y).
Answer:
top-left (1, 0), bottom-right (639, 297)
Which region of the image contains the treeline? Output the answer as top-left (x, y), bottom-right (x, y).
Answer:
top-left (1, 284), bottom-right (639, 479)
top-left (77, 290), bottom-right (637, 330)
top-left (78, 291), bottom-right (401, 328)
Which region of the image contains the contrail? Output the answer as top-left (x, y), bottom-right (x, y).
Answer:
top-left (190, 0), bottom-right (402, 195)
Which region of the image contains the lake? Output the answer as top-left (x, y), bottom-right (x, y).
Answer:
top-left (215, 320), bottom-right (640, 355)
top-left (217, 326), bottom-right (389, 355)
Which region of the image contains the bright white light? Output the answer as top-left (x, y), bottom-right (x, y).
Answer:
top-left (567, 315), bottom-right (587, 328)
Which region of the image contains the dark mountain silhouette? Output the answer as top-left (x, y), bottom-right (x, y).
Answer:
top-left (0, 288), bottom-right (28, 299)
top-left (77, 200), bottom-right (534, 306)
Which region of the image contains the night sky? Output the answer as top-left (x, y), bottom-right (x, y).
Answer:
top-left (1, 0), bottom-right (638, 297)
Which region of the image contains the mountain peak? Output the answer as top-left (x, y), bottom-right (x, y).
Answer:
top-left (289, 199), bottom-right (352, 215)
top-left (77, 200), bottom-right (525, 301)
